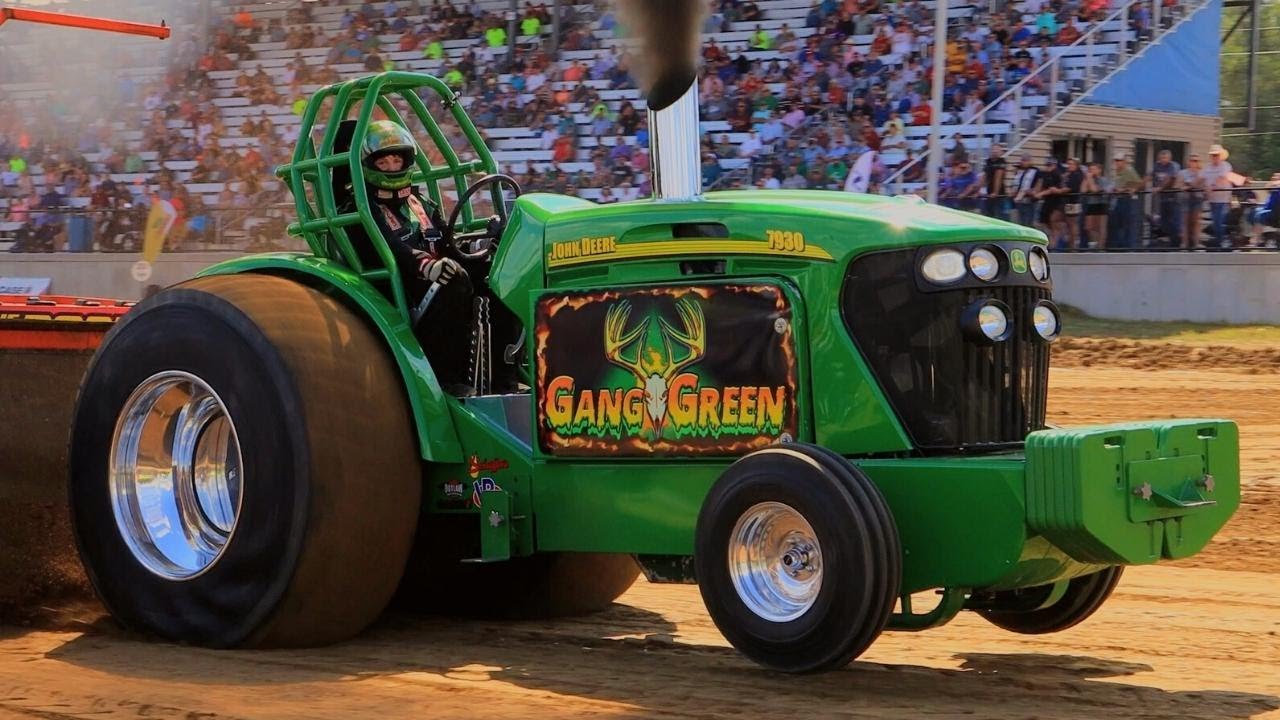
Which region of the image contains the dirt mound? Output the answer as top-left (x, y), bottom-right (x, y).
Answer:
top-left (1053, 337), bottom-right (1280, 372)
top-left (0, 349), bottom-right (94, 623)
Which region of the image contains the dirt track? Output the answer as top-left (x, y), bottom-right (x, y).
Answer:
top-left (1, 340), bottom-right (1279, 719)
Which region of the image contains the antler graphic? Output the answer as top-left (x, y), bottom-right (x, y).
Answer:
top-left (604, 300), bottom-right (648, 381)
top-left (657, 297), bottom-right (706, 381)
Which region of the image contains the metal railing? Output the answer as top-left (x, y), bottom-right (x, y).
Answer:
top-left (936, 187), bottom-right (1279, 251)
top-left (0, 204), bottom-right (300, 253)
top-left (883, 0), bottom-right (1206, 192)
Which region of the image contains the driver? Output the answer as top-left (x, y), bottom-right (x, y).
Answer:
top-left (359, 120), bottom-right (474, 388)
top-left (360, 120), bottom-right (470, 300)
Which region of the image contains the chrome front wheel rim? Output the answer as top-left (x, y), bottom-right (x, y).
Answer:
top-left (109, 371), bottom-right (243, 580)
top-left (728, 501), bottom-right (823, 622)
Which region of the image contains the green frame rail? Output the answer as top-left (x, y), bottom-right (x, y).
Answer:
top-left (276, 72), bottom-right (501, 321)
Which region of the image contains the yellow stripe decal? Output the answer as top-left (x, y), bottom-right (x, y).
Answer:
top-left (546, 239), bottom-right (834, 269)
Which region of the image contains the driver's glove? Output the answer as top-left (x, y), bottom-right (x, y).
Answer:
top-left (417, 256), bottom-right (464, 286)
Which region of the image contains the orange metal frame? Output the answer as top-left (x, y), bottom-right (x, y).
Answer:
top-left (0, 7), bottom-right (170, 39)
top-left (0, 295), bottom-right (132, 351)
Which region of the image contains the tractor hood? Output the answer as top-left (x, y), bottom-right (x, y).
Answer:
top-left (488, 189), bottom-right (1045, 322)
top-left (520, 188), bottom-right (1043, 259)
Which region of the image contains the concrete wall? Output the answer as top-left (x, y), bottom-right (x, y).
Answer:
top-left (3, 251), bottom-right (1278, 325)
top-left (1051, 253), bottom-right (1280, 324)
top-left (0, 252), bottom-right (244, 301)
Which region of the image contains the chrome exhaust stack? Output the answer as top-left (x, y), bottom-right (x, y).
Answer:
top-left (647, 79), bottom-right (702, 201)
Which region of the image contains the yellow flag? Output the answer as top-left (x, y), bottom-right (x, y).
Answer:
top-left (142, 196), bottom-right (176, 264)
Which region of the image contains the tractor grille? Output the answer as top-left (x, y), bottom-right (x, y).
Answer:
top-left (842, 249), bottom-right (1051, 452)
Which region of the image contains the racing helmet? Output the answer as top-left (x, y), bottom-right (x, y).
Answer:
top-left (361, 120), bottom-right (418, 191)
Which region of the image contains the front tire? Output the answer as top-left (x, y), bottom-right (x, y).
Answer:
top-left (69, 274), bottom-right (421, 647)
top-left (974, 566), bottom-right (1123, 634)
top-left (694, 445), bottom-right (901, 673)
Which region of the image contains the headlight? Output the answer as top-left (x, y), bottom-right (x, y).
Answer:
top-left (968, 247), bottom-right (1001, 281)
top-left (921, 248), bottom-right (966, 284)
top-left (1032, 301), bottom-right (1061, 341)
top-left (961, 300), bottom-right (1013, 343)
top-left (1028, 247), bottom-right (1049, 282)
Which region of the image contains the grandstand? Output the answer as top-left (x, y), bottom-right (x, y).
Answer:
top-left (0, 0), bottom-right (1229, 251)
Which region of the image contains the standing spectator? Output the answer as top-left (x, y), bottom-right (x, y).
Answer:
top-left (981, 144), bottom-right (1008, 220)
top-left (1011, 153), bottom-right (1039, 227)
top-left (1062, 158), bottom-right (1085, 249)
top-left (1110, 154), bottom-right (1143, 249)
top-left (949, 161), bottom-right (980, 211)
top-left (1200, 144), bottom-right (1234, 249)
top-left (1082, 161), bottom-right (1110, 249)
top-left (1181, 154), bottom-right (1205, 249)
top-left (1034, 157), bottom-right (1066, 244)
top-left (1150, 149), bottom-right (1182, 247)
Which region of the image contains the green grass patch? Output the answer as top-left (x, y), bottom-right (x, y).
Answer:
top-left (1061, 307), bottom-right (1280, 347)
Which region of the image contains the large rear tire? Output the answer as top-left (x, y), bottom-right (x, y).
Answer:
top-left (400, 518), bottom-right (640, 618)
top-left (974, 566), bottom-right (1123, 635)
top-left (694, 444), bottom-right (901, 673)
top-left (69, 274), bottom-right (421, 647)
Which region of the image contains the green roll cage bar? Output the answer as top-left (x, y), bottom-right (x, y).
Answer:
top-left (276, 72), bottom-right (502, 321)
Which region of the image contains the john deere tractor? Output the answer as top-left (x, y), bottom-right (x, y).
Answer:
top-left (67, 72), bottom-right (1238, 672)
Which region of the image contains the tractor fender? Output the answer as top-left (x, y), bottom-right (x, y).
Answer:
top-left (197, 253), bottom-right (463, 462)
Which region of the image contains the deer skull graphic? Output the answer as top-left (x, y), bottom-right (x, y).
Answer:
top-left (604, 297), bottom-right (706, 439)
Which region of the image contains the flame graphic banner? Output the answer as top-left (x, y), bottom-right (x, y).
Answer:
top-left (535, 284), bottom-right (799, 456)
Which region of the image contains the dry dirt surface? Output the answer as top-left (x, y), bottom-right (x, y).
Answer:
top-left (1, 342), bottom-right (1279, 719)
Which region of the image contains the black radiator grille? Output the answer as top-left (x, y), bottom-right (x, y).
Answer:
top-left (842, 249), bottom-right (1051, 451)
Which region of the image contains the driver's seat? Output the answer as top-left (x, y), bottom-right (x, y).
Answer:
top-left (329, 119), bottom-right (386, 274)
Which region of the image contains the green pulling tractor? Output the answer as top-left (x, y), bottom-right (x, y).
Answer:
top-left (67, 72), bottom-right (1239, 673)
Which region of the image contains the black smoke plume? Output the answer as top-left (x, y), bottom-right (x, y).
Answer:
top-left (616, 0), bottom-right (708, 111)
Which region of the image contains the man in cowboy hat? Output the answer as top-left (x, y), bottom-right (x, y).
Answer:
top-left (1200, 144), bottom-right (1234, 248)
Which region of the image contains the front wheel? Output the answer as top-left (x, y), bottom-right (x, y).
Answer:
top-left (973, 566), bottom-right (1124, 635)
top-left (69, 275), bottom-right (421, 647)
top-left (694, 444), bottom-right (901, 673)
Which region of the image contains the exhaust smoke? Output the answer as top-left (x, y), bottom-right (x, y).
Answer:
top-left (616, 0), bottom-right (708, 200)
top-left (616, 0), bottom-right (707, 111)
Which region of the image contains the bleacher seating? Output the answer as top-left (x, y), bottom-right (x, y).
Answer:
top-left (0, 0), bottom-right (1201, 251)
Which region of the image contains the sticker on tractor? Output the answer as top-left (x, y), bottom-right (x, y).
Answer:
top-left (470, 477), bottom-right (503, 508)
top-left (468, 455), bottom-right (509, 478)
top-left (535, 284), bottom-right (799, 456)
top-left (442, 480), bottom-right (465, 499)
top-left (1010, 248), bottom-right (1028, 274)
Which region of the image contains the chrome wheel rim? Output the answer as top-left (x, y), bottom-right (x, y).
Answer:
top-left (728, 501), bottom-right (823, 622)
top-left (109, 371), bottom-right (243, 580)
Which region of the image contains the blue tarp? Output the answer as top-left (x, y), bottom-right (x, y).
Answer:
top-left (1083, 0), bottom-right (1221, 116)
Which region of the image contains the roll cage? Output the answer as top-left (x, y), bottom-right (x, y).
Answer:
top-left (277, 72), bottom-right (503, 321)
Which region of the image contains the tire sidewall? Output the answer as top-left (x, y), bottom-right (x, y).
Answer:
top-left (69, 289), bottom-right (310, 646)
top-left (696, 449), bottom-right (879, 669)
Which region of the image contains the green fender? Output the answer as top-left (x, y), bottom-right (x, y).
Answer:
top-left (197, 252), bottom-right (463, 462)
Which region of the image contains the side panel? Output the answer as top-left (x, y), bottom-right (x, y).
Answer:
top-left (531, 460), bottom-right (725, 555)
top-left (858, 457), bottom-right (1029, 593)
top-left (531, 454), bottom-right (1034, 592)
top-left (196, 253), bottom-right (463, 462)
top-left (534, 283), bottom-right (800, 456)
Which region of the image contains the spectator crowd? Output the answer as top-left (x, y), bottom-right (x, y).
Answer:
top-left (2, 0), bottom-right (1274, 252)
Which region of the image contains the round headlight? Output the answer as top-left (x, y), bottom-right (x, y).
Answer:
top-left (921, 248), bottom-right (967, 284)
top-left (961, 299), bottom-right (1013, 343)
top-left (968, 248), bottom-right (1001, 282)
top-left (978, 304), bottom-right (1009, 340)
top-left (1028, 247), bottom-right (1049, 282)
top-left (1032, 301), bottom-right (1061, 341)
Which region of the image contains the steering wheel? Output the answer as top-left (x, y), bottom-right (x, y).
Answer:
top-left (445, 173), bottom-right (522, 260)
